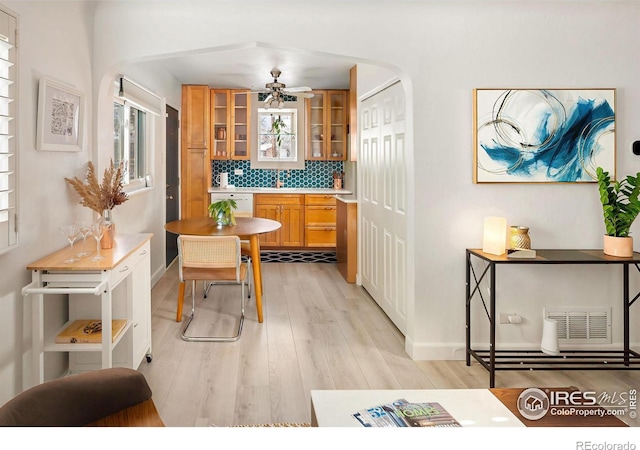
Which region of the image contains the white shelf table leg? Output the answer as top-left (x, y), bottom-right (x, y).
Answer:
top-left (100, 280), bottom-right (112, 369)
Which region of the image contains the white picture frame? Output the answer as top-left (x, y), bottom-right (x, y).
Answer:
top-left (36, 77), bottom-right (83, 152)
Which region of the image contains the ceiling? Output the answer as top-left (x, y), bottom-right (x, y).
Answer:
top-left (149, 45), bottom-right (356, 91)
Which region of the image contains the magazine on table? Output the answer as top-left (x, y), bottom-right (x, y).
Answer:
top-left (353, 398), bottom-right (461, 427)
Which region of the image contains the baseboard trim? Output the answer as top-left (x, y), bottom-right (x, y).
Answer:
top-left (151, 265), bottom-right (166, 288)
top-left (406, 340), bottom-right (467, 361)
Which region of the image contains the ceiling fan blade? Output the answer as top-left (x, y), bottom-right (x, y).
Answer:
top-left (292, 92), bottom-right (314, 99)
top-left (283, 86), bottom-right (312, 93)
top-left (249, 88), bottom-right (270, 94)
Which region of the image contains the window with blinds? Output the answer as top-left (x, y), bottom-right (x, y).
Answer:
top-left (113, 76), bottom-right (160, 190)
top-left (0, 9), bottom-right (16, 254)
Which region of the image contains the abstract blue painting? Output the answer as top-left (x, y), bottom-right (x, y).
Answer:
top-left (473, 89), bottom-right (616, 183)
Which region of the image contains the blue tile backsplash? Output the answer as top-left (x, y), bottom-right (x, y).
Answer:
top-left (212, 160), bottom-right (344, 189)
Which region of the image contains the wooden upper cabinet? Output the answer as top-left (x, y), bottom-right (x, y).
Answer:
top-left (306, 90), bottom-right (348, 161)
top-left (231, 90), bottom-right (250, 160)
top-left (181, 85), bottom-right (211, 218)
top-left (211, 88), bottom-right (251, 160)
top-left (183, 85), bottom-right (210, 149)
top-left (211, 89), bottom-right (229, 159)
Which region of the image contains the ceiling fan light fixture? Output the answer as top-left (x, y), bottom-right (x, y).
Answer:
top-left (256, 69), bottom-right (312, 107)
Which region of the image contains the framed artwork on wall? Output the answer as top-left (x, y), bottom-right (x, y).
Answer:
top-left (36, 77), bottom-right (83, 152)
top-left (473, 88), bottom-right (616, 183)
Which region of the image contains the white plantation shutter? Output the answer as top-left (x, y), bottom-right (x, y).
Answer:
top-left (0, 9), bottom-right (16, 254)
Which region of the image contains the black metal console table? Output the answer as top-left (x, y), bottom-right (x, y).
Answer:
top-left (466, 248), bottom-right (640, 387)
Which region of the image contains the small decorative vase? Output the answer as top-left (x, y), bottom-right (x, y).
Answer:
top-left (603, 235), bottom-right (633, 257)
top-left (510, 226), bottom-right (531, 250)
top-left (100, 209), bottom-right (115, 249)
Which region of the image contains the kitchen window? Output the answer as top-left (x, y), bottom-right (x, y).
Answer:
top-left (257, 108), bottom-right (297, 162)
top-left (114, 100), bottom-right (147, 187)
top-left (113, 76), bottom-right (162, 190)
top-left (0, 8), bottom-right (17, 254)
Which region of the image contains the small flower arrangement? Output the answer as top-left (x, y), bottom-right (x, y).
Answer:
top-left (65, 159), bottom-right (128, 213)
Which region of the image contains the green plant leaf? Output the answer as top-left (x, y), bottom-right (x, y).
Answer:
top-left (597, 167), bottom-right (640, 237)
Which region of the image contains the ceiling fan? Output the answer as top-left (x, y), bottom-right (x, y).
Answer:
top-left (251, 69), bottom-right (314, 108)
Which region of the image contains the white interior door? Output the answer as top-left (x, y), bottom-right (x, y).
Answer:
top-left (359, 81), bottom-right (408, 334)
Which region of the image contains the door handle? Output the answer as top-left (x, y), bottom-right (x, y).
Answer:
top-left (167, 195), bottom-right (174, 200)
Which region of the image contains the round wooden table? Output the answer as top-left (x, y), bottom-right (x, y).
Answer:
top-left (165, 216), bottom-right (281, 323)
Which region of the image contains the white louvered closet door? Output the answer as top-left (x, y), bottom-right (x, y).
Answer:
top-left (359, 81), bottom-right (407, 334)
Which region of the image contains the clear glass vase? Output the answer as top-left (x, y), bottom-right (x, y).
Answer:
top-left (100, 209), bottom-right (115, 249)
top-left (215, 211), bottom-right (233, 227)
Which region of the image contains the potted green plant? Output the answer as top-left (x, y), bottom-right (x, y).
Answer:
top-left (208, 199), bottom-right (238, 226)
top-left (269, 115), bottom-right (289, 157)
top-left (596, 166), bottom-right (640, 257)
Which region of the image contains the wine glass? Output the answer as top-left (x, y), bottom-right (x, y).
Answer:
top-left (76, 222), bottom-right (92, 257)
top-left (59, 224), bottom-right (79, 263)
top-left (90, 220), bottom-right (106, 261)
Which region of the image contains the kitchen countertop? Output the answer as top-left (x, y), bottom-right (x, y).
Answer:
top-left (209, 187), bottom-right (353, 195)
top-left (336, 195), bottom-right (357, 203)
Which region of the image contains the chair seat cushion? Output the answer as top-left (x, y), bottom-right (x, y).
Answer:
top-left (183, 263), bottom-right (247, 282)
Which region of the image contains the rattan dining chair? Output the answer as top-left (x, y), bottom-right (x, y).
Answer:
top-left (236, 211), bottom-right (255, 296)
top-left (202, 212), bottom-right (254, 299)
top-left (176, 235), bottom-right (247, 342)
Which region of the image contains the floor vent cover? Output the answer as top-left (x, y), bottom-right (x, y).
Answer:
top-left (544, 307), bottom-right (611, 344)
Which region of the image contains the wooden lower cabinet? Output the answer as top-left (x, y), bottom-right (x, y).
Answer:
top-left (254, 194), bottom-right (304, 248)
top-left (254, 193), bottom-right (339, 249)
top-left (337, 199), bottom-right (357, 283)
top-left (305, 194), bottom-right (336, 248)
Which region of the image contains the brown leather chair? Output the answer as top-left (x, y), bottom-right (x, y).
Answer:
top-left (0, 368), bottom-right (164, 427)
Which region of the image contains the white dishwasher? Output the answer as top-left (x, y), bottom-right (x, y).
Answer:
top-left (210, 192), bottom-right (254, 215)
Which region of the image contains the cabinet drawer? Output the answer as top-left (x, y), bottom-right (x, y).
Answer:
top-left (305, 227), bottom-right (336, 247)
top-left (305, 194), bottom-right (336, 206)
top-left (255, 194), bottom-right (304, 206)
top-left (110, 241), bottom-right (150, 287)
top-left (305, 206), bottom-right (336, 226)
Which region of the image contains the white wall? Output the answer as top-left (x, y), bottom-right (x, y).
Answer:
top-left (91, 0), bottom-right (640, 357)
top-left (95, 62), bottom-right (181, 286)
top-left (0, 1), bottom-right (94, 402)
top-left (1, 0), bottom-right (640, 404)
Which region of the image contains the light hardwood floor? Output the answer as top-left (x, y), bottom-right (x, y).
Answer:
top-left (139, 261), bottom-right (639, 427)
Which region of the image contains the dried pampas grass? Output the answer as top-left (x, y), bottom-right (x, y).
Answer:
top-left (65, 160), bottom-right (128, 213)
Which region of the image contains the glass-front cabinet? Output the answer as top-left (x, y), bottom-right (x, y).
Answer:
top-left (210, 89), bottom-right (250, 160)
top-left (211, 89), bottom-right (228, 159)
top-left (232, 91), bottom-right (249, 160)
top-left (307, 92), bottom-right (325, 159)
top-left (306, 90), bottom-right (348, 161)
